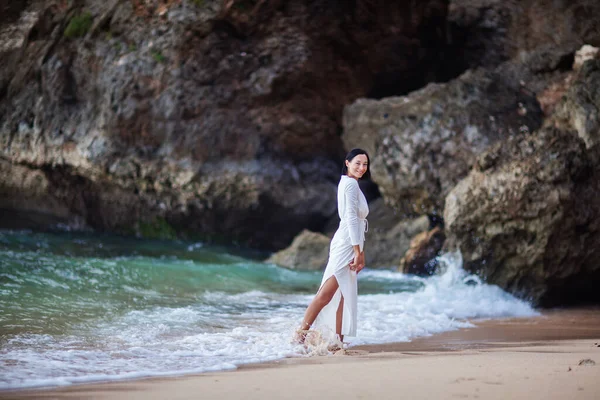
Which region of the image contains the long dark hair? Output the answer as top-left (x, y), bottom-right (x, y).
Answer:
top-left (341, 148), bottom-right (371, 180)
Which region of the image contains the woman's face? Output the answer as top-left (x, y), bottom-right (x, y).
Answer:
top-left (345, 154), bottom-right (369, 179)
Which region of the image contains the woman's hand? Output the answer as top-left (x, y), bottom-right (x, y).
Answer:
top-left (349, 251), bottom-right (365, 273)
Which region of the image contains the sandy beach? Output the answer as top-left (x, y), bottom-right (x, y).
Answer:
top-left (0, 308), bottom-right (600, 400)
top-left (2, 307), bottom-right (599, 400)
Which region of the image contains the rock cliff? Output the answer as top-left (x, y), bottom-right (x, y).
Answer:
top-left (3, 0), bottom-right (600, 305)
top-left (442, 57), bottom-right (600, 306)
top-left (342, 1), bottom-right (600, 304)
top-left (444, 126), bottom-right (600, 306)
top-left (343, 65), bottom-right (543, 215)
top-left (0, 0), bottom-right (461, 249)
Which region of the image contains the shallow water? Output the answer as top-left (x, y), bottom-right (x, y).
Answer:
top-left (0, 230), bottom-right (538, 390)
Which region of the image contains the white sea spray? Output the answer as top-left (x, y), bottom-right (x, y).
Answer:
top-left (0, 231), bottom-right (538, 390)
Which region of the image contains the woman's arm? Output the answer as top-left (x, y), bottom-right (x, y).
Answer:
top-left (343, 180), bottom-right (365, 272)
top-left (343, 180), bottom-right (362, 247)
top-left (349, 245), bottom-right (365, 272)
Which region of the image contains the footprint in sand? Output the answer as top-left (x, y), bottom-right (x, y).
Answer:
top-left (578, 358), bottom-right (595, 366)
top-left (452, 377), bottom-right (477, 383)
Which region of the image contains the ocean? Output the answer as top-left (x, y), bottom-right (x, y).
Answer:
top-left (0, 229), bottom-right (538, 390)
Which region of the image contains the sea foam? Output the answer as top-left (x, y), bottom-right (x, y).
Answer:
top-left (0, 250), bottom-right (538, 390)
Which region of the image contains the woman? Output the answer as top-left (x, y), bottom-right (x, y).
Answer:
top-left (295, 148), bottom-right (370, 348)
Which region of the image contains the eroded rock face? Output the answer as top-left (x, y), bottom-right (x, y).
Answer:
top-left (449, 0), bottom-right (600, 68)
top-left (343, 66), bottom-right (543, 215)
top-left (0, 0), bottom-right (458, 249)
top-left (0, 159), bottom-right (73, 223)
top-left (552, 59), bottom-right (600, 149)
top-left (399, 226), bottom-right (446, 276)
top-left (343, 0), bottom-right (600, 218)
top-left (573, 45), bottom-right (600, 71)
top-left (444, 127), bottom-right (600, 306)
top-left (364, 210), bottom-right (430, 268)
top-left (266, 229), bottom-right (330, 271)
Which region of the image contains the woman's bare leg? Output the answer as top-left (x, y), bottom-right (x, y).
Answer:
top-left (295, 276), bottom-right (339, 342)
top-left (336, 295), bottom-right (345, 343)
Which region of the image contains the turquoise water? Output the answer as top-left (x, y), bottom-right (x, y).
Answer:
top-left (0, 230), bottom-right (537, 390)
top-left (0, 230), bottom-right (418, 335)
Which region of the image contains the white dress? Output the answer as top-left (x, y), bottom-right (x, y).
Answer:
top-left (313, 175), bottom-right (369, 340)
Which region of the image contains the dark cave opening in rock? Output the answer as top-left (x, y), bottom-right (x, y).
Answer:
top-left (541, 270), bottom-right (600, 307)
top-left (0, 0), bottom-right (31, 25)
top-left (365, 13), bottom-right (470, 99)
top-left (367, 46), bottom-right (469, 99)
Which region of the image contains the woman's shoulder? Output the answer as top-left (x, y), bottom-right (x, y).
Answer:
top-left (339, 175), bottom-right (359, 189)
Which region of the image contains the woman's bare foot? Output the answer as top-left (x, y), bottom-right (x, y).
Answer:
top-left (327, 343), bottom-right (342, 352)
top-left (292, 329), bottom-right (309, 344)
top-left (292, 320), bottom-right (312, 344)
top-left (326, 334), bottom-right (345, 352)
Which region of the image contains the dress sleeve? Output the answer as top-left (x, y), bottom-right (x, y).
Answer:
top-left (343, 180), bottom-right (361, 246)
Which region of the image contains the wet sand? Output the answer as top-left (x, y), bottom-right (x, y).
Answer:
top-left (2, 307), bottom-right (600, 400)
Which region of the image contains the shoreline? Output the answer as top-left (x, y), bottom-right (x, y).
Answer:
top-left (2, 307), bottom-right (600, 399)
top-left (355, 307), bottom-right (600, 353)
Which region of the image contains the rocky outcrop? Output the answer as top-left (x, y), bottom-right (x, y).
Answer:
top-left (343, 65), bottom-right (543, 215)
top-left (276, 199), bottom-right (430, 270)
top-left (266, 229), bottom-right (330, 271)
top-left (0, 0), bottom-right (468, 249)
top-left (343, 26), bottom-right (600, 304)
top-left (552, 58), bottom-right (600, 149)
top-left (363, 210), bottom-right (430, 268)
top-left (399, 226), bottom-right (446, 276)
top-left (448, 0), bottom-right (600, 69)
top-left (343, 0), bottom-right (600, 218)
top-left (444, 125), bottom-right (600, 306)
top-left (439, 52), bottom-right (600, 307)
top-left (573, 45), bottom-right (600, 71)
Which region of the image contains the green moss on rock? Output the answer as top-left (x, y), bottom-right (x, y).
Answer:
top-left (150, 50), bottom-right (166, 63)
top-left (64, 12), bottom-right (93, 38)
top-left (138, 217), bottom-right (177, 240)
